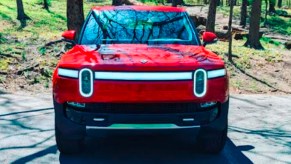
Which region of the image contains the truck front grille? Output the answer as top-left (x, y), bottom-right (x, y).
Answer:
top-left (67, 102), bottom-right (206, 114)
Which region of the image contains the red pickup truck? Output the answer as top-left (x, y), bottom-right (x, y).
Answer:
top-left (53, 5), bottom-right (229, 154)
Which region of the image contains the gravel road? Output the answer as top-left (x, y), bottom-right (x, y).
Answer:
top-left (0, 93), bottom-right (290, 163)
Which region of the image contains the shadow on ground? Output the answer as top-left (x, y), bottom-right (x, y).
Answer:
top-left (59, 134), bottom-right (253, 164)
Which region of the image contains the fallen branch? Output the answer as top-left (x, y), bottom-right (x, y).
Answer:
top-left (44, 39), bottom-right (63, 47)
top-left (264, 35), bottom-right (290, 42)
top-left (0, 53), bottom-right (20, 61)
top-left (55, 45), bottom-right (66, 57)
top-left (0, 53), bottom-right (14, 58)
top-left (16, 63), bottom-right (39, 75)
top-left (0, 71), bottom-right (8, 75)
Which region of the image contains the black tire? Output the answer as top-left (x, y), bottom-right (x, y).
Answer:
top-left (197, 99), bottom-right (229, 154)
top-left (54, 99), bottom-right (85, 154)
top-left (55, 125), bottom-right (83, 154)
top-left (197, 126), bottom-right (227, 153)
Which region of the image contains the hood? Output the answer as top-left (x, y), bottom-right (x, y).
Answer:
top-left (58, 44), bottom-right (225, 71)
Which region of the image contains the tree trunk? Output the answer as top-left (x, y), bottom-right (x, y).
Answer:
top-left (228, 0), bottom-right (234, 61)
top-left (172, 0), bottom-right (184, 6)
top-left (67, 0), bottom-right (84, 41)
top-left (269, 0), bottom-right (276, 13)
top-left (277, 0), bottom-right (282, 8)
top-left (44, 0), bottom-right (49, 10)
top-left (264, 0), bottom-right (268, 26)
top-left (244, 0), bottom-right (263, 49)
top-left (240, 0), bottom-right (247, 28)
top-left (112, 0), bottom-right (123, 5)
top-left (206, 0), bottom-right (218, 32)
top-left (16, 0), bottom-right (30, 27)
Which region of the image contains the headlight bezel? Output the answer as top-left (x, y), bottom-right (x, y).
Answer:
top-left (79, 68), bottom-right (94, 98)
top-left (193, 69), bottom-right (207, 98)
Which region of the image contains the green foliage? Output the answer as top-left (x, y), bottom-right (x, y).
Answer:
top-left (21, 52), bottom-right (27, 61)
top-left (36, 0), bottom-right (52, 7)
top-left (139, 0), bottom-right (160, 5)
top-left (0, 33), bottom-right (7, 44)
top-left (38, 47), bottom-right (47, 55)
top-left (261, 37), bottom-right (281, 46)
top-left (266, 16), bottom-right (291, 35)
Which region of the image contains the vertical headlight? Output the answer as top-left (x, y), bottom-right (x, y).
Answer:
top-left (79, 68), bottom-right (93, 97)
top-left (194, 69), bottom-right (207, 97)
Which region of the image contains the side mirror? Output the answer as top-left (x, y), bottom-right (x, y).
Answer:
top-left (62, 30), bottom-right (76, 45)
top-left (202, 32), bottom-right (218, 46)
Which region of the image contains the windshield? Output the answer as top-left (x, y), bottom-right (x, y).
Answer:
top-left (79, 10), bottom-right (199, 45)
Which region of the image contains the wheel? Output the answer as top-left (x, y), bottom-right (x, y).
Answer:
top-left (197, 99), bottom-right (229, 153)
top-left (55, 125), bottom-right (83, 154)
top-left (54, 99), bottom-right (85, 154)
top-left (197, 126), bottom-right (227, 153)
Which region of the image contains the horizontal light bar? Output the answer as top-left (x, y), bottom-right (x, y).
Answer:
top-left (207, 69), bottom-right (226, 79)
top-left (86, 124), bottom-right (200, 130)
top-left (57, 68), bottom-right (226, 80)
top-left (58, 68), bottom-right (78, 78)
top-left (95, 72), bottom-right (193, 81)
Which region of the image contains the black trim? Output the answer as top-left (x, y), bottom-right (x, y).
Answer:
top-left (65, 104), bottom-right (220, 127)
top-left (78, 11), bottom-right (93, 44)
top-left (183, 12), bottom-right (201, 46)
top-left (58, 75), bottom-right (78, 79)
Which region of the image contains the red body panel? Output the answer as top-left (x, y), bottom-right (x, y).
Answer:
top-left (57, 44), bottom-right (224, 71)
top-left (53, 76), bottom-right (228, 104)
top-left (53, 44), bottom-right (228, 104)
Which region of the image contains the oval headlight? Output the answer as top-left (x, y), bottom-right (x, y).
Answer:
top-left (79, 68), bottom-right (93, 97)
top-left (194, 69), bottom-right (207, 97)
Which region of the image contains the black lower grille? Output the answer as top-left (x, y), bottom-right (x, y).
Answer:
top-left (68, 102), bottom-right (204, 114)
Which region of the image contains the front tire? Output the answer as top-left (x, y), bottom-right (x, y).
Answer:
top-left (55, 125), bottom-right (83, 154)
top-left (197, 99), bottom-right (229, 153)
top-left (54, 99), bottom-right (86, 154)
top-left (197, 127), bottom-right (227, 153)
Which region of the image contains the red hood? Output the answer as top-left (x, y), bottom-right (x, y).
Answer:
top-left (58, 44), bottom-right (224, 71)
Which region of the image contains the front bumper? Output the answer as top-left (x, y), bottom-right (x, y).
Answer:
top-left (64, 102), bottom-right (222, 130)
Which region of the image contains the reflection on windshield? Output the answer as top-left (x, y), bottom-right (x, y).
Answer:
top-left (80, 10), bottom-right (198, 45)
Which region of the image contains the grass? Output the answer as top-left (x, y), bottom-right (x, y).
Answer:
top-left (207, 37), bottom-right (284, 73)
top-left (0, 0), bottom-right (111, 39)
top-left (0, 0), bottom-right (111, 91)
top-left (266, 15), bottom-right (291, 35)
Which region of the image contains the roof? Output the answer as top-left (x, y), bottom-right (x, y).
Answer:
top-left (92, 5), bottom-right (186, 12)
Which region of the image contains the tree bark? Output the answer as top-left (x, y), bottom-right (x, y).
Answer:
top-left (269, 0), bottom-right (276, 13)
top-left (244, 0), bottom-right (263, 49)
top-left (264, 0), bottom-right (268, 26)
top-left (67, 0), bottom-right (84, 41)
top-left (240, 0), bottom-right (247, 28)
top-left (277, 0), bottom-right (282, 8)
top-left (44, 0), bottom-right (49, 10)
top-left (16, 0), bottom-right (30, 27)
top-left (112, 0), bottom-right (143, 5)
top-left (112, 0), bottom-right (124, 5)
top-left (228, 0), bottom-right (234, 61)
top-left (172, 0), bottom-right (184, 6)
top-left (206, 0), bottom-right (218, 32)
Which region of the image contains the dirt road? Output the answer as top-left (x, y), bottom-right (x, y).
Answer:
top-left (0, 93), bottom-right (290, 163)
